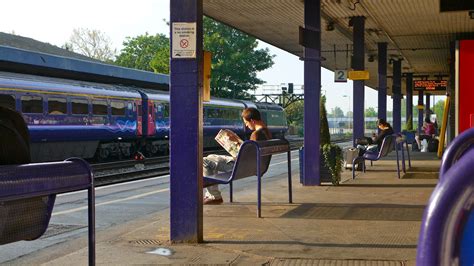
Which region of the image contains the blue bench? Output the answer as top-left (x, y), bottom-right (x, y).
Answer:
top-left (416, 127), bottom-right (474, 266)
top-left (352, 135), bottom-right (401, 179)
top-left (0, 158), bottom-right (95, 265)
top-left (204, 139), bottom-right (292, 218)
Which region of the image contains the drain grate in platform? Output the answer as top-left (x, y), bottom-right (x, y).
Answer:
top-left (129, 239), bottom-right (164, 246)
top-left (271, 259), bottom-right (406, 266)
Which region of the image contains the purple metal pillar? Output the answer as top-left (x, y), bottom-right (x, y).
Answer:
top-left (425, 93), bottom-right (431, 115)
top-left (418, 90), bottom-right (424, 135)
top-left (406, 73), bottom-right (413, 128)
top-left (392, 59), bottom-right (402, 133)
top-left (377, 42), bottom-right (387, 122)
top-left (302, 0), bottom-right (321, 186)
top-left (169, 0), bottom-right (203, 242)
top-left (350, 16), bottom-right (365, 145)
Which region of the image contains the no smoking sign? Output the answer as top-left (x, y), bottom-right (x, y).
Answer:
top-left (180, 39), bottom-right (189, 49)
top-left (172, 22), bottom-right (196, 58)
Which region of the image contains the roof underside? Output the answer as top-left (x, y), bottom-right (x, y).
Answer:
top-left (204, 0), bottom-right (474, 95)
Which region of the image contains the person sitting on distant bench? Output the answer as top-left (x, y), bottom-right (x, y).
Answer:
top-left (357, 118), bottom-right (394, 156)
top-left (415, 117), bottom-right (436, 151)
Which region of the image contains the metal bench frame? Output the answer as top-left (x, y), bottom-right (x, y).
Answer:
top-left (352, 135), bottom-right (401, 179)
top-left (0, 158), bottom-right (95, 265)
top-left (203, 139), bottom-right (292, 218)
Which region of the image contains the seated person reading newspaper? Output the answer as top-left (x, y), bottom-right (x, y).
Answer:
top-left (203, 107), bottom-right (271, 205)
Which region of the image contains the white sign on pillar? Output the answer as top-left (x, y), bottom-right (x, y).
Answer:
top-left (334, 69), bottom-right (348, 82)
top-left (171, 22), bottom-right (197, 58)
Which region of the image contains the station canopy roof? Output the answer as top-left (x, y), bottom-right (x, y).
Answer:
top-left (204, 0), bottom-right (474, 95)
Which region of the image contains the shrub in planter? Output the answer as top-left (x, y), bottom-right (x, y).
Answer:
top-left (321, 144), bottom-right (343, 185)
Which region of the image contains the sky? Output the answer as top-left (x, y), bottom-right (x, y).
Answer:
top-left (0, 0), bottom-right (396, 114)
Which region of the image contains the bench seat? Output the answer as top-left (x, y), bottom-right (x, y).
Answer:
top-left (203, 139), bottom-right (292, 217)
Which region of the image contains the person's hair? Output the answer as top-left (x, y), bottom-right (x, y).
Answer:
top-left (241, 107), bottom-right (261, 121)
top-left (424, 117), bottom-right (431, 123)
top-left (377, 118), bottom-right (389, 127)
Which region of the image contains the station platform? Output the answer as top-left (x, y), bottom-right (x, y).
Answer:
top-left (11, 152), bottom-right (440, 265)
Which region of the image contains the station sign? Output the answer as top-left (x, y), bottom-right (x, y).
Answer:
top-left (414, 80), bottom-right (447, 91)
top-left (334, 70), bottom-right (347, 83)
top-left (348, 70), bottom-right (370, 80)
top-left (172, 22), bottom-right (196, 58)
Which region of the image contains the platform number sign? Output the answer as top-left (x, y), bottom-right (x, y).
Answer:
top-left (335, 70), bottom-right (347, 83)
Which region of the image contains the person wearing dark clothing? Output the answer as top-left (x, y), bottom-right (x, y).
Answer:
top-left (372, 118), bottom-right (394, 150)
top-left (203, 107), bottom-right (271, 205)
top-left (357, 118), bottom-right (394, 156)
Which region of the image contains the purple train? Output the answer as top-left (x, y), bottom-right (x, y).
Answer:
top-left (0, 71), bottom-right (288, 162)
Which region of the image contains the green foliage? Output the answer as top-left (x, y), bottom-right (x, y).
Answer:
top-left (114, 18), bottom-right (274, 100)
top-left (115, 33), bottom-right (169, 73)
top-left (330, 106), bottom-right (344, 117)
top-left (285, 100), bottom-right (304, 124)
top-left (364, 107), bottom-right (377, 117)
top-left (320, 95), bottom-right (330, 145)
top-left (203, 17), bottom-right (274, 99)
top-left (322, 144), bottom-right (343, 185)
top-left (404, 115), bottom-right (414, 131)
top-left (433, 100), bottom-right (445, 123)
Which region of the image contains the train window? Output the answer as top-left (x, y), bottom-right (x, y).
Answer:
top-left (72, 98), bottom-right (89, 115)
top-left (21, 95), bottom-right (43, 114)
top-left (92, 100), bottom-right (108, 115)
top-left (207, 108), bottom-right (219, 118)
top-left (111, 101), bottom-right (126, 116)
top-left (48, 97), bottom-right (67, 115)
top-left (0, 94), bottom-right (15, 110)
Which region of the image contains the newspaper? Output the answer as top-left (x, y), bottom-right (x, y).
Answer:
top-left (214, 129), bottom-right (244, 157)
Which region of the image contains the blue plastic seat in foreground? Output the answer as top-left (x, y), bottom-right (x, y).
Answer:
top-left (416, 147), bottom-right (474, 266)
top-left (203, 139), bottom-right (292, 218)
top-left (439, 127), bottom-right (474, 180)
top-left (0, 158), bottom-right (95, 265)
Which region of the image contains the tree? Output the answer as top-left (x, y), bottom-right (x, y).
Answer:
top-left (433, 99), bottom-right (445, 123)
top-left (330, 106), bottom-right (344, 118)
top-left (285, 100), bottom-right (304, 125)
top-left (285, 100), bottom-right (304, 136)
top-left (365, 107), bottom-right (377, 117)
top-left (66, 28), bottom-right (116, 62)
top-left (114, 17), bottom-right (274, 100)
top-left (320, 95), bottom-right (330, 145)
top-left (115, 33), bottom-right (169, 73)
top-left (203, 17), bottom-right (274, 99)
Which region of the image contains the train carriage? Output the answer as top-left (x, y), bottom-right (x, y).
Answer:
top-left (0, 72), bottom-right (142, 161)
top-left (0, 71), bottom-right (288, 162)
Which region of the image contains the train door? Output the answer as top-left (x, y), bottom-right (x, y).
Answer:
top-left (135, 100), bottom-right (143, 136)
top-left (147, 100), bottom-right (156, 136)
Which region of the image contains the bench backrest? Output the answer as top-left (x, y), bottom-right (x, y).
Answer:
top-left (0, 158), bottom-right (93, 245)
top-left (378, 135), bottom-right (395, 158)
top-left (231, 139), bottom-right (290, 182)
